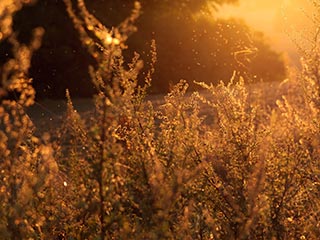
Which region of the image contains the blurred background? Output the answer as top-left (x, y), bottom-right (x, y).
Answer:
top-left (0, 0), bottom-right (313, 99)
top-left (215, 0), bottom-right (316, 67)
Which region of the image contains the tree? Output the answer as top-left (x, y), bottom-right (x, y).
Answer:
top-left (85, 0), bottom-right (286, 92)
top-left (7, 0), bottom-right (286, 97)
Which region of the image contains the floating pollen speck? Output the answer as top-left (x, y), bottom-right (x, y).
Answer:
top-left (63, 181), bottom-right (68, 187)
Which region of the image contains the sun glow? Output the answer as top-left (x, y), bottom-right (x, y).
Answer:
top-left (214, 0), bottom-right (316, 66)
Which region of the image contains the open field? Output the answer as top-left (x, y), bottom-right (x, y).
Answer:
top-left (11, 78), bottom-right (317, 239)
top-left (26, 81), bottom-right (294, 133)
top-left (2, 1), bottom-right (320, 239)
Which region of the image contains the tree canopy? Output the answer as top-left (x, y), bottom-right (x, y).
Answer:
top-left (2, 0), bottom-right (286, 98)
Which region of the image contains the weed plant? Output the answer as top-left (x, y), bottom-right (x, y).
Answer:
top-left (0, 0), bottom-right (320, 239)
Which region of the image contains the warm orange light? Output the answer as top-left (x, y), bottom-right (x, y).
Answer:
top-left (214, 0), bottom-right (316, 66)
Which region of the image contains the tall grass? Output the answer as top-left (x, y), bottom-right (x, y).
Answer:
top-left (0, 0), bottom-right (319, 239)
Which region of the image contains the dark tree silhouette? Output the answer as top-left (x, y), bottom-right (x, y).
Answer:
top-left (4, 0), bottom-right (286, 98)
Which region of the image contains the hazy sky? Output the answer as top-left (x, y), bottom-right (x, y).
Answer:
top-left (214, 0), bottom-right (316, 65)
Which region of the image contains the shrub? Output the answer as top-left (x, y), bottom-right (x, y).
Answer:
top-left (0, 0), bottom-right (319, 239)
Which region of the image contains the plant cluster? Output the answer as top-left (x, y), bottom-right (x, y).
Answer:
top-left (0, 0), bottom-right (319, 239)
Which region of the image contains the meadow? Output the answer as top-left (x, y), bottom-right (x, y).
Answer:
top-left (1, 0), bottom-right (320, 239)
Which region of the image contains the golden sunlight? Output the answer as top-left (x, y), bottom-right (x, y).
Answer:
top-left (214, 0), bottom-right (316, 66)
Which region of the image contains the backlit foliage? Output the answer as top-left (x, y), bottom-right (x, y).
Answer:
top-left (0, 0), bottom-right (319, 239)
top-left (0, 1), bottom-right (61, 239)
top-left (0, 0), bottom-right (36, 41)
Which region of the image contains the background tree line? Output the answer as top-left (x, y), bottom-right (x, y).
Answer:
top-left (1, 0), bottom-right (286, 98)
